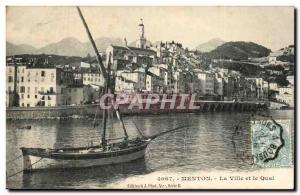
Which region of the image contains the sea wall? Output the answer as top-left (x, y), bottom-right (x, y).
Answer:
top-left (6, 101), bottom-right (267, 120)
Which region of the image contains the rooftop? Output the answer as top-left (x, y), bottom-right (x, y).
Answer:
top-left (111, 45), bottom-right (156, 54)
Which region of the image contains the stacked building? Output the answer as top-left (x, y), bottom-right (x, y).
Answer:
top-left (6, 18), bottom-right (279, 108)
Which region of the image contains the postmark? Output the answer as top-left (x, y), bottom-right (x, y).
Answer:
top-left (251, 118), bottom-right (292, 168)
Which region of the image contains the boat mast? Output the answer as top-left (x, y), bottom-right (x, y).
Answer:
top-left (76, 7), bottom-right (109, 148)
top-left (76, 7), bottom-right (107, 80)
top-left (101, 61), bottom-right (111, 148)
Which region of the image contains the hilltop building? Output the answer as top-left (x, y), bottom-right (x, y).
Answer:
top-left (106, 19), bottom-right (157, 72)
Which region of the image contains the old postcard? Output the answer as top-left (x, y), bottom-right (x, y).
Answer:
top-left (6, 6), bottom-right (295, 190)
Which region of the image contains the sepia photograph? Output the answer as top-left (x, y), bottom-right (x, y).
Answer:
top-left (5, 6), bottom-right (295, 190)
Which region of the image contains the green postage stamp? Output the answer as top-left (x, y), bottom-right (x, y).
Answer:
top-left (251, 119), bottom-right (292, 168)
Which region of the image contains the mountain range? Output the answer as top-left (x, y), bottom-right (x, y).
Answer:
top-left (7, 42), bottom-right (38, 56)
top-left (7, 37), bottom-right (124, 57)
top-left (7, 37), bottom-right (272, 60)
top-left (7, 37), bottom-right (226, 57)
top-left (195, 38), bottom-right (225, 52)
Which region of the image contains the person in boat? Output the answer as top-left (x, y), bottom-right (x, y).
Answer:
top-left (128, 136), bottom-right (142, 145)
top-left (134, 137), bottom-right (142, 144)
top-left (119, 137), bottom-right (129, 149)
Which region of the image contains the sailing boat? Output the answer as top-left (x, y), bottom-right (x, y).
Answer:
top-left (20, 7), bottom-right (185, 172)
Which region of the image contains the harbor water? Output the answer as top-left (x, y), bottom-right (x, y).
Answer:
top-left (6, 110), bottom-right (294, 189)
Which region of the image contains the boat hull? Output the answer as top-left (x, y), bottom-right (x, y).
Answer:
top-left (21, 141), bottom-right (150, 171)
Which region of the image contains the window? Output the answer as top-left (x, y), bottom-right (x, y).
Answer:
top-left (35, 95), bottom-right (37, 99)
top-left (50, 87), bottom-right (54, 93)
top-left (41, 71), bottom-right (46, 77)
top-left (21, 77), bottom-right (24, 82)
top-left (8, 86), bottom-right (11, 92)
top-left (21, 94), bottom-right (24, 99)
top-left (27, 94), bottom-right (30, 98)
top-left (27, 87), bottom-right (30, 93)
top-left (27, 104), bottom-right (30, 107)
top-left (8, 76), bottom-right (13, 83)
top-left (20, 86), bottom-right (25, 93)
top-left (51, 73), bottom-right (54, 82)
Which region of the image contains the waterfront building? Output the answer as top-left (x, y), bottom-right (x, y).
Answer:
top-left (222, 76), bottom-right (235, 101)
top-left (83, 84), bottom-right (101, 103)
top-left (154, 64), bottom-right (171, 93)
top-left (72, 71), bottom-right (83, 85)
top-left (145, 66), bottom-right (165, 93)
top-left (115, 68), bottom-right (146, 92)
top-left (145, 74), bottom-right (164, 93)
top-left (154, 64), bottom-right (169, 83)
top-left (194, 70), bottom-right (215, 95)
top-left (246, 78), bottom-right (268, 100)
top-left (147, 65), bottom-right (168, 92)
top-left (239, 78), bottom-right (257, 101)
top-left (171, 69), bottom-right (193, 94)
top-left (262, 80), bottom-right (269, 99)
top-left (233, 76), bottom-right (249, 101)
top-left (6, 64), bottom-right (85, 107)
top-left (214, 73), bottom-right (224, 98)
top-left (115, 76), bottom-right (137, 93)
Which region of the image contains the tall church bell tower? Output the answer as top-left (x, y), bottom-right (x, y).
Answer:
top-left (136, 18), bottom-right (147, 49)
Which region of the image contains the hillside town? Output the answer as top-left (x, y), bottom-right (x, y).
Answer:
top-left (6, 19), bottom-right (294, 108)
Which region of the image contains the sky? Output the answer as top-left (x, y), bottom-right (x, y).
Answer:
top-left (6, 6), bottom-right (294, 51)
